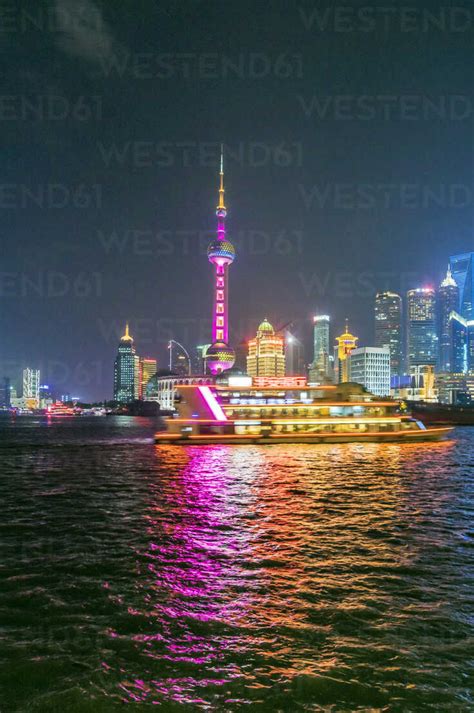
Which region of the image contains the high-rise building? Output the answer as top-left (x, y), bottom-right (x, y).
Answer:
top-left (193, 344), bottom-right (211, 375)
top-left (374, 292), bottom-right (403, 376)
top-left (140, 358), bottom-right (157, 399)
top-left (114, 323), bottom-right (139, 403)
top-left (348, 347), bottom-right (391, 396)
top-left (205, 146), bottom-right (236, 375)
top-left (23, 368), bottom-right (40, 408)
top-left (0, 377), bottom-right (11, 409)
top-left (450, 252), bottom-right (473, 319)
top-left (335, 321), bottom-right (358, 383)
top-left (407, 288), bottom-right (438, 369)
top-left (446, 312), bottom-right (470, 374)
top-left (438, 266), bottom-right (460, 372)
top-left (284, 330), bottom-right (305, 376)
top-left (310, 315), bottom-right (332, 382)
top-left (246, 319), bottom-right (285, 378)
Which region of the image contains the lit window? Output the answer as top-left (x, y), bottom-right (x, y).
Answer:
top-left (216, 290), bottom-right (224, 301)
top-left (216, 304), bottom-right (224, 314)
top-left (217, 277), bottom-right (224, 287)
top-left (217, 329), bottom-right (224, 340)
top-left (216, 317), bottom-right (224, 327)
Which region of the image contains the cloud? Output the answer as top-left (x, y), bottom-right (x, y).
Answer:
top-left (54, 0), bottom-right (117, 64)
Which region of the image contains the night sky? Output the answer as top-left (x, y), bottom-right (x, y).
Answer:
top-left (2, 0), bottom-right (473, 399)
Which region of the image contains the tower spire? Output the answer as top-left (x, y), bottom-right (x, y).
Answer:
top-left (217, 143), bottom-right (226, 212)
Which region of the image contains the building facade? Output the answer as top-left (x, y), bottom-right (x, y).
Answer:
top-left (348, 347), bottom-right (391, 396)
top-left (438, 267), bottom-right (460, 372)
top-left (309, 315), bottom-right (332, 382)
top-left (335, 321), bottom-right (358, 383)
top-left (374, 292), bottom-right (403, 376)
top-left (23, 368), bottom-right (40, 408)
top-left (139, 358), bottom-right (157, 399)
top-left (246, 320), bottom-right (286, 378)
top-left (450, 252), bottom-right (473, 319)
top-left (407, 288), bottom-right (438, 369)
top-left (113, 323), bottom-right (139, 403)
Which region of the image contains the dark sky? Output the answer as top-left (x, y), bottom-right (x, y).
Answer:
top-left (2, 0), bottom-right (473, 399)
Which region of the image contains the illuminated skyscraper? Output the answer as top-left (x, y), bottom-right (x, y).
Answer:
top-left (335, 321), bottom-right (358, 383)
top-left (247, 320), bottom-right (285, 378)
top-left (23, 368), bottom-right (40, 408)
top-left (114, 323), bottom-right (139, 403)
top-left (438, 266), bottom-right (460, 372)
top-left (310, 315), bottom-right (332, 382)
top-left (374, 292), bottom-right (403, 376)
top-left (407, 288), bottom-right (438, 369)
top-left (450, 252), bottom-right (473, 319)
top-left (348, 347), bottom-right (391, 396)
top-left (205, 146), bottom-right (236, 375)
top-left (139, 358), bottom-right (157, 399)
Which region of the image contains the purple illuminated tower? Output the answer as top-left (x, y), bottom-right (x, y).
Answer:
top-left (205, 146), bottom-right (236, 375)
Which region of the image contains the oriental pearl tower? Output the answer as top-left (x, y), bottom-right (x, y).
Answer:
top-left (205, 145), bottom-right (236, 375)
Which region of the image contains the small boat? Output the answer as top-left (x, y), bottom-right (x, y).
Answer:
top-left (155, 380), bottom-right (453, 445)
top-left (46, 402), bottom-right (77, 418)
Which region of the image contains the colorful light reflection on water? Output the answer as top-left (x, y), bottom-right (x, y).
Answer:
top-left (0, 418), bottom-right (473, 710)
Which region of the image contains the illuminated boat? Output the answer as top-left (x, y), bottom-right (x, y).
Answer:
top-left (46, 402), bottom-right (77, 417)
top-left (154, 378), bottom-right (453, 444)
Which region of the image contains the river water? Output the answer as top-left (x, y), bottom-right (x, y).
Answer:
top-left (0, 417), bottom-right (473, 711)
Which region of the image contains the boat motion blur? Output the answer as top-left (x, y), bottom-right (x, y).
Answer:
top-left (154, 377), bottom-right (453, 445)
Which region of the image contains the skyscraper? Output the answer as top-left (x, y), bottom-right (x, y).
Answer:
top-left (310, 315), bottom-right (332, 382)
top-left (114, 323), bottom-right (139, 403)
top-left (205, 146), bottom-right (236, 375)
top-left (438, 266), bottom-right (460, 372)
top-left (374, 292), bottom-right (403, 376)
top-left (335, 321), bottom-right (358, 383)
top-left (348, 347), bottom-right (391, 396)
top-left (139, 358), bottom-right (157, 399)
top-left (246, 320), bottom-right (285, 378)
top-left (0, 377), bottom-right (11, 409)
top-left (450, 252), bottom-right (473, 319)
top-left (449, 313), bottom-right (469, 373)
top-left (407, 288), bottom-right (438, 369)
top-left (23, 368), bottom-right (40, 408)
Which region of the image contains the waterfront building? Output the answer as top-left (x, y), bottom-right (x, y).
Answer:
top-left (448, 312), bottom-right (469, 373)
top-left (205, 146), bottom-right (236, 375)
top-left (391, 365), bottom-right (438, 402)
top-left (139, 358), bottom-right (157, 399)
top-left (145, 374), bottom-right (214, 411)
top-left (374, 292), bottom-right (403, 376)
top-left (335, 321), bottom-right (358, 383)
top-left (450, 252), bottom-right (473, 319)
top-left (23, 368), bottom-right (40, 408)
top-left (348, 347), bottom-right (391, 397)
top-left (309, 315), bottom-right (332, 383)
top-left (284, 330), bottom-right (305, 376)
top-left (246, 319), bottom-right (286, 378)
top-left (438, 267), bottom-right (460, 372)
top-left (407, 288), bottom-right (438, 369)
top-left (0, 377), bottom-right (11, 409)
top-left (436, 372), bottom-right (473, 405)
top-left (113, 323), bottom-right (139, 403)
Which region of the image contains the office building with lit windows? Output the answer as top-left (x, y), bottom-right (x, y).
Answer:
top-left (247, 319), bottom-right (286, 378)
top-left (450, 252), bottom-right (473, 319)
top-left (114, 323), bottom-right (139, 403)
top-left (348, 347), bottom-right (391, 397)
top-left (139, 358), bottom-right (157, 399)
top-left (438, 267), bottom-right (460, 372)
top-left (23, 368), bottom-right (40, 408)
top-left (374, 292), bottom-right (403, 376)
top-left (309, 315), bottom-right (332, 382)
top-left (407, 288), bottom-right (438, 369)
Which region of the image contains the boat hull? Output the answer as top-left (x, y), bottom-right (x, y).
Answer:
top-left (155, 426), bottom-right (453, 445)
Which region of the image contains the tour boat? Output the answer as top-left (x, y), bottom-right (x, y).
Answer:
top-left (154, 379), bottom-right (453, 444)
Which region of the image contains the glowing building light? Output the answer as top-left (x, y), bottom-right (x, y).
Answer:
top-left (198, 385), bottom-right (228, 421)
top-left (205, 145), bottom-right (236, 375)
